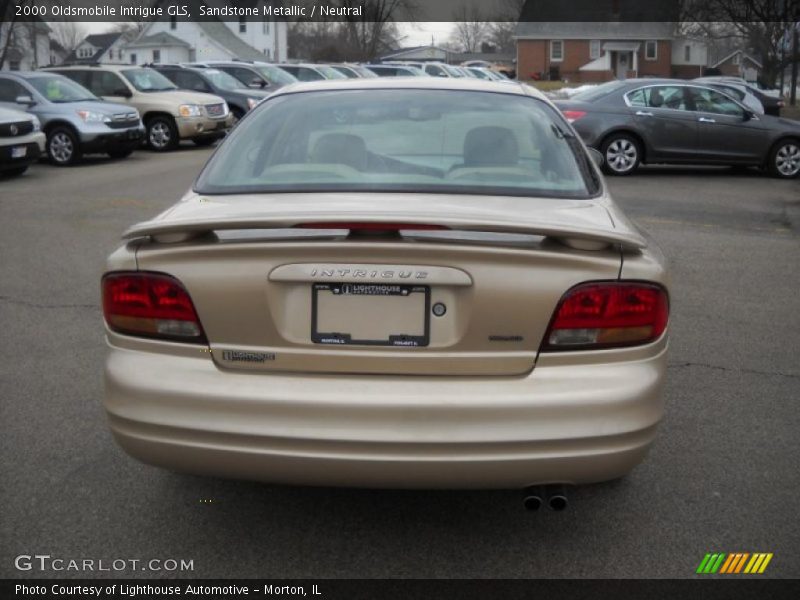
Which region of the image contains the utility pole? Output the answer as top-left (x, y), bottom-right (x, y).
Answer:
top-left (790, 23), bottom-right (798, 105)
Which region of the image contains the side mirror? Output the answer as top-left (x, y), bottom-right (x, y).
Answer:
top-left (743, 110), bottom-right (755, 121)
top-left (15, 95), bottom-right (35, 106)
top-left (587, 147), bottom-right (604, 168)
top-left (112, 88), bottom-right (133, 98)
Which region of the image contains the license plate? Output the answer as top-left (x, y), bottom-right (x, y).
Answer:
top-left (11, 146), bottom-right (26, 158)
top-left (312, 283), bottom-right (430, 347)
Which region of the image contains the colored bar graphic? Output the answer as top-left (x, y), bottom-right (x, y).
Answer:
top-left (719, 554), bottom-right (736, 574)
top-left (710, 553), bottom-right (726, 573)
top-left (734, 553), bottom-right (749, 573)
top-left (698, 552), bottom-right (773, 574)
top-left (758, 554), bottom-right (773, 573)
top-left (696, 554), bottom-right (712, 574)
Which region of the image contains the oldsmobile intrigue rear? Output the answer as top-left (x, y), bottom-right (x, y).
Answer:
top-left (102, 78), bottom-right (669, 489)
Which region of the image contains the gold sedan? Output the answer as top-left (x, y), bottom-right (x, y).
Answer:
top-left (102, 78), bottom-right (669, 502)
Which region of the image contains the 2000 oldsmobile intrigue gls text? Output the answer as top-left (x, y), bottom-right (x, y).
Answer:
top-left (101, 79), bottom-right (669, 496)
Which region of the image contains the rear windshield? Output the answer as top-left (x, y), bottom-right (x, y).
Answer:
top-left (121, 69), bottom-right (177, 92)
top-left (571, 81), bottom-right (627, 102)
top-left (195, 89), bottom-right (596, 199)
top-left (28, 76), bottom-right (97, 103)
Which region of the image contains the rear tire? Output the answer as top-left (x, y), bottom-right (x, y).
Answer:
top-left (767, 139), bottom-right (800, 179)
top-left (600, 133), bottom-right (641, 176)
top-left (146, 116), bottom-right (179, 151)
top-left (108, 148), bottom-right (134, 159)
top-left (47, 126), bottom-right (81, 166)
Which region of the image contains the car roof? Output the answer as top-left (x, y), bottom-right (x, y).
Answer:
top-left (45, 64), bottom-right (138, 72)
top-left (270, 76), bottom-right (537, 99)
top-left (1, 70), bottom-right (62, 79)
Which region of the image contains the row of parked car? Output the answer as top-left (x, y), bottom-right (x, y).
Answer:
top-left (2, 60), bottom-right (796, 179)
top-left (0, 59), bottom-right (514, 177)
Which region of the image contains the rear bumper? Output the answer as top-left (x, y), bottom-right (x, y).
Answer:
top-left (0, 139), bottom-right (42, 170)
top-left (104, 337), bottom-right (667, 489)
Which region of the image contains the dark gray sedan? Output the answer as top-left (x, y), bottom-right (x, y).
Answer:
top-left (555, 79), bottom-right (800, 178)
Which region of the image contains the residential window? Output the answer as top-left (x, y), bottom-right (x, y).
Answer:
top-left (239, 17), bottom-right (247, 34)
top-left (9, 60), bottom-right (20, 71)
top-left (733, 53), bottom-right (740, 65)
top-left (590, 40), bottom-right (601, 59)
top-left (550, 40), bottom-right (564, 62)
top-left (684, 45), bottom-right (691, 62)
top-left (130, 53), bottom-right (137, 65)
top-left (645, 40), bottom-right (658, 60)
top-left (152, 49), bottom-right (161, 63)
top-left (170, 16), bottom-right (177, 30)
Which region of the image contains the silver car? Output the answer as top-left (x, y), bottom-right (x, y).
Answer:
top-left (0, 71), bottom-right (143, 165)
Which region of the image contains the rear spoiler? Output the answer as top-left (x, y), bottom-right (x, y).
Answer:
top-left (123, 216), bottom-right (647, 250)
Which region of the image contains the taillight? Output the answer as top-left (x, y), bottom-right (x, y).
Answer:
top-left (541, 282), bottom-right (668, 351)
top-left (562, 110), bottom-right (587, 123)
top-left (102, 272), bottom-right (206, 343)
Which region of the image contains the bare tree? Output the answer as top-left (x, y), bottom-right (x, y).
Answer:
top-left (450, 4), bottom-right (490, 53)
top-left (0, 0), bottom-right (29, 70)
top-left (680, 0), bottom-right (800, 87)
top-left (110, 21), bottom-right (150, 43)
top-left (337, 0), bottom-right (418, 61)
top-left (486, 22), bottom-right (517, 53)
top-left (49, 21), bottom-right (88, 54)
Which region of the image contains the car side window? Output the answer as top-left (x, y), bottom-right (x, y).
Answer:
top-left (0, 77), bottom-right (27, 102)
top-left (689, 87), bottom-right (744, 117)
top-left (630, 86), bottom-right (688, 111)
top-left (60, 70), bottom-right (91, 89)
top-left (90, 71), bottom-right (126, 96)
top-left (297, 68), bottom-right (324, 82)
top-left (426, 65), bottom-right (446, 77)
top-left (174, 71), bottom-right (210, 92)
top-left (232, 67), bottom-right (263, 87)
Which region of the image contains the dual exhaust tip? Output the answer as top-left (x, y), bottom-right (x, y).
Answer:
top-left (523, 484), bottom-right (568, 511)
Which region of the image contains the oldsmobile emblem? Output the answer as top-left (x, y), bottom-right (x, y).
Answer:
top-left (9, 124), bottom-right (18, 136)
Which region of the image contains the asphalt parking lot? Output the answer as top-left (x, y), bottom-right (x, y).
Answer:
top-left (1, 148), bottom-right (798, 579)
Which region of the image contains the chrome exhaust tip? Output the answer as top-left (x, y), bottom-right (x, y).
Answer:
top-left (546, 484), bottom-right (568, 511)
top-left (522, 486), bottom-right (544, 511)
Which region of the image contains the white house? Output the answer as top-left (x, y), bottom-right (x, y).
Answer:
top-left (125, 0), bottom-right (287, 65)
top-left (65, 33), bottom-right (128, 65)
top-left (671, 38), bottom-right (709, 79)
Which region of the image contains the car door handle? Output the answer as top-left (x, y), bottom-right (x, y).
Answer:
top-left (698, 117), bottom-right (716, 123)
top-left (635, 111), bottom-right (654, 116)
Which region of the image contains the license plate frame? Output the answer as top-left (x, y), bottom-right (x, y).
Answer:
top-left (311, 283), bottom-right (430, 347)
top-left (11, 146), bottom-right (27, 159)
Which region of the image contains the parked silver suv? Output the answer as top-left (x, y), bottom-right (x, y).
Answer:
top-left (0, 71), bottom-right (143, 165)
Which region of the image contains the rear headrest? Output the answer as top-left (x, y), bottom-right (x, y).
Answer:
top-left (463, 126), bottom-right (519, 166)
top-left (310, 133), bottom-right (367, 171)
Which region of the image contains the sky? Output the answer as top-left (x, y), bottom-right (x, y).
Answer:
top-left (84, 21), bottom-right (455, 50)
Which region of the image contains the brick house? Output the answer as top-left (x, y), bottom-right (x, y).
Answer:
top-left (515, 22), bottom-right (685, 83)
